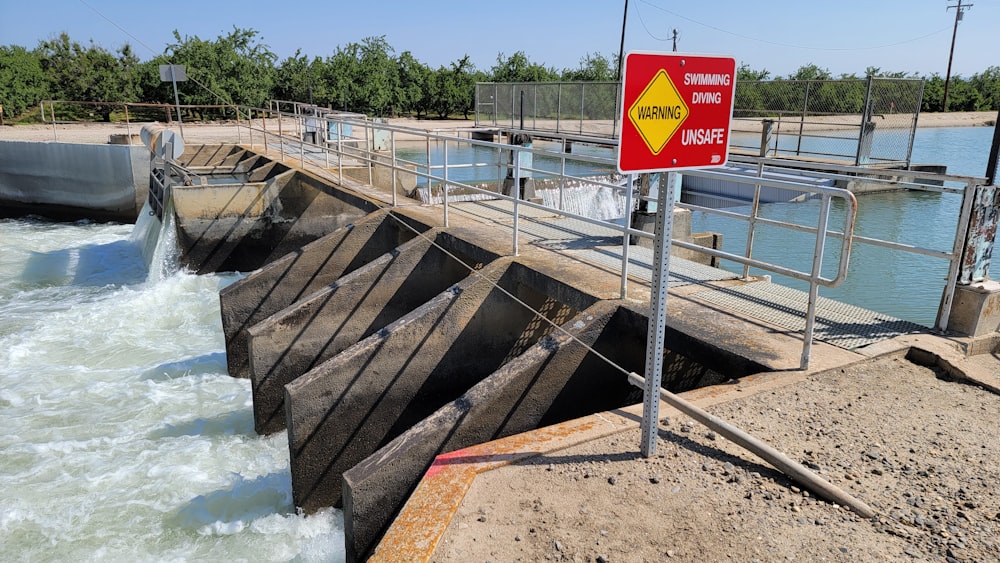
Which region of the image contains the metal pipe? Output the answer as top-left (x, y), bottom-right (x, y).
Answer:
top-left (627, 371), bottom-right (876, 519)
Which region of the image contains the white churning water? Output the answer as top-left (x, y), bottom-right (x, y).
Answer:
top-left (0, 217), bottom-right (344, 561)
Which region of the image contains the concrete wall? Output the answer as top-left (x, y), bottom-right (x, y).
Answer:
top-left (171, 169), bottom-right (383, 273)
top-left (0, 140), bottom-right (148, 222)
top-left (247, 229), bottom-right (502, 435)
top-left (283, 259), bottom-right (601, 514)
top-left (219, 209), bottom-right (427, 380)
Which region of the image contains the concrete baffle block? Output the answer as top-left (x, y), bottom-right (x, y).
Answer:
top-left (341, 303), bottom-right (771, 561)
top-left (219, 210), bottom-right (426, 379)
top-left (172, 169), bottom-right (381, 273)
top-left (283, 260), bottom-right (600, 514)
top-left (247, 230), bottom-right (501, 435)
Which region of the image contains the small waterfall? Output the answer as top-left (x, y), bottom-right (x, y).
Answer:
top-left (146, 197), bottom-right (182, 283)
top-left (130, 195), bottom-right (182, 283)
top-left (536, 175), bottom-right (631, 221)
top-left (130, 201), bottom-right (161, 265)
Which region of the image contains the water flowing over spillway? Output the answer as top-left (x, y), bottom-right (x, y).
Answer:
top-left (0, 217), bottom-right (343, 561)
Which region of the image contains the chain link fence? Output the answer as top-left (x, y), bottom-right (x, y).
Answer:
top-left (475, 82), bottom-right (620, 138)
top-left (476, 78), bottom-right (923, 167)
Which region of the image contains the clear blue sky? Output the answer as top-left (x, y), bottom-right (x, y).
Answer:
top-left (1, 0), bottom-right (994, 78)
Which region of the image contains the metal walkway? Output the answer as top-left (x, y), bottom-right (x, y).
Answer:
top-left (451, 199), bottom-right (927, 353)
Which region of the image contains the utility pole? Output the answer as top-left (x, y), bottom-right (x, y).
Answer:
top-left (943, 0), bottom-right (972, 112)
top-left (672, 29), bottom-right (679, 52)
top-left (618, 0), bottom-right (629, 82)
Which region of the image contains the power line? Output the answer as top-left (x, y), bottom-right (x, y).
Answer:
top-left (637, 0), bottom-right (951, 52)
top-left (942, 0), bottom-right (972, 112)
top-left (77, 0), bottom-right (244, 119)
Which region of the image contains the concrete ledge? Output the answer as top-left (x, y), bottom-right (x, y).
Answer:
top-left (219, 209), bottom-right (424, 379)
top-left (247, 229), bottom-right (502, 434)
top-left (947, 281), bottom-right (1000, 338)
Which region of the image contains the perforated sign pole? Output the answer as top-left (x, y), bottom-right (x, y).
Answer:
top-left (617, 52), bottom-right (736, 457)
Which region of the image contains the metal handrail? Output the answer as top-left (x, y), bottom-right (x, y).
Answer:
top-left (224, 106), bottom-right (985, 365)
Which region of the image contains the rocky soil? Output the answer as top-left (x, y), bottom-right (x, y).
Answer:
top-left (436, 354), bottom-right (1000, 562)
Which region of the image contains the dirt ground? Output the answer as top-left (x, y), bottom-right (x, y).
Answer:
top-left (435, 354), bottom-right (1000, 562)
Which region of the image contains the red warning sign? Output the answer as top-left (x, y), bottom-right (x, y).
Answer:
top-left (617, 52), bottom-right (736, 174)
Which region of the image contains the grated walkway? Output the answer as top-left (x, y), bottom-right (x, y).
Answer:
top-left (451, 199), bottom-right (928, 352)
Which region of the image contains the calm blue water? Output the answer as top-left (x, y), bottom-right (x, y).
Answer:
top-left (691, 126), bottom-right (996, 327)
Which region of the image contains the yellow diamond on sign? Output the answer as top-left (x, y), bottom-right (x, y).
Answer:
top-left (628, 69), bottom-right (689, 156)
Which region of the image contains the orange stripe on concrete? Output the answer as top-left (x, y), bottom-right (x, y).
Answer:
top-left (369, 412), bottom-right (629, 562)
top-left (370, 368), bottom-right (814, 562)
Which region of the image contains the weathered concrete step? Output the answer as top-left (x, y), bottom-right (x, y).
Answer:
top-left (247, 228), bottom-right (504, 435)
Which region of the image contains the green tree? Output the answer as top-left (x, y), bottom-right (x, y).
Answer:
top-left (969, 66), bottom-right (1000, 110)
top-left (561, 52), bottom-right (617, 81)
top-left (274, 50), bottom-right (325, 104)
top-left (397, 50), bottom-right (431, 117)
top-left (36, 33), bottom-right (141, 120)
top-left (737, 64), bottom-right (770, 81)
top-left (0, 45), bottom-right (48, 118)
top-left (356, 36), bottom-right (399, 116)
top-left (788, 63), bottom-right (832, 81)
top-left (490, 51), bottom-right (558, 82)
top-left (428, 55), bottom-right (478, 119)
top-left (165, 27), bottom-right (276, 115)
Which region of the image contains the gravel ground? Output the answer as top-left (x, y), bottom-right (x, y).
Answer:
top-left (436, 354), bottom-right (1000, 562)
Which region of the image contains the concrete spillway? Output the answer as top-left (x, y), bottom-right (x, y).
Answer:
top-left (145, 142), bottom-right (775, 562)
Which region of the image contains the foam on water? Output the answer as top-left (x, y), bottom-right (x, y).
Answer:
top-left (0, 217), bottom-right (344, 561)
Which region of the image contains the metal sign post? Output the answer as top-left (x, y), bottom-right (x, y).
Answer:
top-left (617, 52), bottom-right (736, 457)
top-left (159, 64), bottom-right (187, 139)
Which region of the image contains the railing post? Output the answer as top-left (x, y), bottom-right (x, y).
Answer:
top-left (366, 122), bottom-right (373, 186)
top-left (742, 161), bottom-right (766, 279)
top-left (443, 140), bottom-right (450, 227)
top-left (620, 173), bottom-right (636, 299)
top-left (390, 129), bottom-right (397, 207)
top-left (800, 194), bottom-right (833, 370)
top-left (124, 104), bottom-right (132, 141)
top-left (337, 121), bottom-right (344, 185)
top-left (512, 145), bottom-right (521, 256)
top-left (262, 111), bottom-right (268, 153)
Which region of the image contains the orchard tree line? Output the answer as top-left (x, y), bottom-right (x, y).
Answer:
top-left (1, 27), bottom-right (998, 122)
top-left (0, 27), bottom-right (617, 122)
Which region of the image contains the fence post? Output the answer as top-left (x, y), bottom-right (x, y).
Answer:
top-left (796, 81), bottom-right (810, 156)
top-left (855, 76), bottom-right (875, 166)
